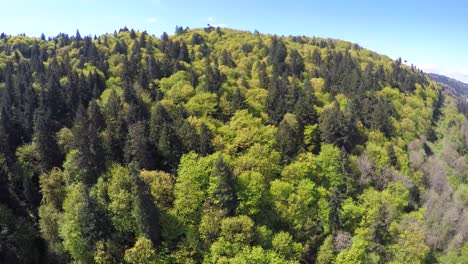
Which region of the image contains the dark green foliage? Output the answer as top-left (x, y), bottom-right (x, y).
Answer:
top-left (149, 104), bottom-right (183, 170)
top-left (71, 103), bottom-right (105, 184)
top-left (103, 90), bottom-right (127, 163)
top-left (269, 36), bottom-right (288, 74)
top-left (289, 49), bottom-right (305, 77)
top-left (266, 73), bottom-right (288, 124)
top-left (371, 97), bottom-right (395, 137)
top-left (198, 123), bottom-right (214, 156)
top-left (257, 61), bottom-right (269, 89)
top-left (220, 49), bottom-right (236, 68)
top-left (204, 57), bottom-right (224, 93)
top-left (125, 121), bottom-right (154, 170)
top-left (319, 104), bottom-right (362, 152)
top-left (130, 163), bottom-right (160, 246)
top-left (293, 78), bottom-right (318, 127)
top-left (33, 106), bottom-right (62, 172)
top-left (277, 114), bottom-right (302, 163)
top-left (209, 154), bottom-right (237, 216)
top-left (0, 204), bottom-right (44, 263)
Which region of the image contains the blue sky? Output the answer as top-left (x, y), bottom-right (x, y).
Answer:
top-left (1, 0), bottom-right (468, 82)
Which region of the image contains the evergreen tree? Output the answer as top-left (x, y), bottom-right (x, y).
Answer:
top-left (319, 103), bottom-right (361, 152)
top-left (198, 123), bottom-right (214, 156)
top-left (276, 113), bottom-right (302, 163)
top-left (103, 90), bottom-right (127, 163)
top-left (294, 78), bottom-right (318, 127)
top-left (257, 61), bottom-right (269, 89)
top-left (33, 106), bottom-right (61, 172)
top-left (208, 154), bottom-right (237, 216)
top-left (125, 121), bottom-right (154, 170)
top-left (71, 103), bottom-right (104, 184)
top-left (289, 49), bottom-right (305, 77)
top-left (130, 163), bottom-right (160, 246)
top-left (266, 73), bottom-right (288, 124)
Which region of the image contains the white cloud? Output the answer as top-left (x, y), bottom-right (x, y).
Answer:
top-left (208, 16), bottom-right (214, 22)
top-left (147, 17), bottom-right (157, 23)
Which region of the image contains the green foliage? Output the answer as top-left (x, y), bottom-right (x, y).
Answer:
top-left (107, 164), bottom-right (137, 237)
top-left (277, 113), bottom-right (302, 163)
top-left (271, 231), bottom-right (303, 260)
top-left (60, 182), bottom-right (97, 263)
top-left (124, 237), bottom-right (158, 264)
top-left (316, 235), bottom-right (335, 264)
top-left (319, 103), bottom-right (362, 152)
top-left (0, 27), bottom-right (462, 263)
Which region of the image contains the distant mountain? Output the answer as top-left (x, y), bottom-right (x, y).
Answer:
top-left (428, 73), bottom-right (468, 96)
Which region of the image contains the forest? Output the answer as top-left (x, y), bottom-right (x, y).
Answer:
top-left (0, 26), bottom-right (467, 263)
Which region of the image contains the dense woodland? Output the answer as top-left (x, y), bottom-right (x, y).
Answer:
top-left (0, 26), bottom-right (467, 263)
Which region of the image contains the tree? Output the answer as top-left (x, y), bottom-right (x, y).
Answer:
top-left (130, 163), bottom-right (160, 246)
top-left (125, 121), bottom-right (154, 170)
top-left (149, 104), bottom-right (183, 170)
top-left (124, 237), bottom-right (158, 264)
top-left (316, 235), bottom-right (335, 264)
top-left (272, 231), bottom-right (303, 260)
top-left (60, 183), bottom-right (100, 263)
top-left (294, 78), bottom-right (318, 127)
top-left (319, 103), bottom-right (361, 152)
top-left (102, 90), bottom-right (127, 163)
top-left (277, 113), bottom-right (302, 163)
top-left (266, 74), bottom-right (288, 124)
top-left (71, 103), bottom-right (104, 184)
top-left (33, 106), bottom-right (62, 172)
top-left (207, 154), bottom-right (237, 216)
top-left (289, 49), bottom-right (305, 77)
top-left (198, 123), bottom-right (213, 156)
top-left (257, 61), bottom-right (269, 89)
top-left (140, 170), bottom-right (175, 210)
top-left (203, 57), bottom-right (223, 93)
top-left (371, 97), bottom-right (395, 137)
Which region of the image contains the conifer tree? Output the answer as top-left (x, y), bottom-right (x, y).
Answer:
top-left (208, 154), bottom-right (237, 216)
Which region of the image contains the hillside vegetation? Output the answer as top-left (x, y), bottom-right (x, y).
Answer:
top-left (0, 27), bottom-right (467, 263)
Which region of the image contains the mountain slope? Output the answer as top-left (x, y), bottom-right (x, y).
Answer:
top-left (0, 27), bottom-right (466, 263)
top-left (429, 72), bottom-right (468, 96)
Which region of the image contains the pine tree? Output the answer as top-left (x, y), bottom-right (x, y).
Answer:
top-left (103, 90), bottom-right (127, 163)
top-left (130, 163), bottom-right (160, 246)
top-left (319, 103), bottom-right (361, 152)
top-left (257, 61), bottom-right (269, 89)
top-left (198, 123), bottom-right (213, 156)
top-left (33, 106), bottom-right (61, 172)
top-left (208, 154), bottom-right (237, 216)
top-left (289, 49), bottom-right (305, 77)
top-left (294, 78), bottom-right (318, 127)
top-left (71, 103), bottom-right (104, 184)
top-left (277, 113), bottom-right (302, 163)
top-left (266, 73), bottom-right (288, 124)
top-left (125, 121), bottom-right (154, 170)
top-left (312, 49), bottom-right (322, 66)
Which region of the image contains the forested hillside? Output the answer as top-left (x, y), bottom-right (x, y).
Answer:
top-left (429, 73), bottom-right (468, 96)
top-left (0, 27), bottom-right (467, 263)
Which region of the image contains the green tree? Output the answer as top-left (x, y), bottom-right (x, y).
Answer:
top-left (60, 183), bottom-right (99, 263)
top-left (130, 163), bottom-right (160, 246)
top-left (277, 113), bottom-right (302, 163)
top-left (33, 106), bottom-right (62, 172)
top-left (124, 237), bottom-right (158, 264)
top-left (319, 103), bottom-right (361, 152)
top-left (125, 121), bottom-right (154, 169)
top-left (207, 154), bottom-right (237, 216)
